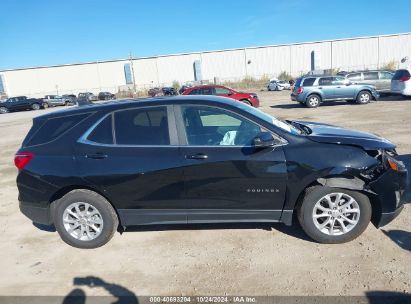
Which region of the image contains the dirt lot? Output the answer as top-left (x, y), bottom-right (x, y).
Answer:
top-left (0, 91), bottom-right (410, 298)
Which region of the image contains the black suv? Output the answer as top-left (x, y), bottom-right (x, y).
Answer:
top-left (16, 96), bottom-right (407, 248)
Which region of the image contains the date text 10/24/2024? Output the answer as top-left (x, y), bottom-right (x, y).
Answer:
top-left (149, 297), bottom-right (257, 303)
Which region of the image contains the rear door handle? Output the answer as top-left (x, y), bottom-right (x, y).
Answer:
top-left (318, 87), bottom-right (323, 89)
top-left (186, 153), bottom-right (208, 160)
top-left (86, 153), bottom-right (108, 159)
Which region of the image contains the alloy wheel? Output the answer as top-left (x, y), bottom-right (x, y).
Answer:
top-left (62, 202), bottom-right (104, 241)
top-left (359, 93), bottom-right (370, 103)
top-left (312, 192), bottom-right (360, 236)
top-left (308, 96), bottom-right (319, 107)
top-left (0, 107), bottom-right (8, 114)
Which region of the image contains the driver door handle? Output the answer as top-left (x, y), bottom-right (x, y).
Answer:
top-left (186, 153), bottom-right (208, 160)
top-left (86, 153), bottom-right (108, 159)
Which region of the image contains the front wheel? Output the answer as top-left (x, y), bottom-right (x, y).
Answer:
top-left (54, 189), bottom-right (119, 249)
top-left (240, 99), bottom-right (252, 106)
top-left (297, 186), bottom-right (371, 243)
top-left (356, 91), bottom-right (371, 104)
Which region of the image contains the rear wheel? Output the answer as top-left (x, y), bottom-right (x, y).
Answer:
top-left (297, 186), bottom-right (371, 243)
top-left (54, 189), bottom-right (119, 249)
top-left (306, 94), bottom-right (321, 108)
top-left (356, 91), bottom-right (371, 104)
top-left (0, 106), bottom-right (9, 114)
top-left (32, 103), bottom-right (40, 110)
top-left (42, 102), bottom-right (49, 109)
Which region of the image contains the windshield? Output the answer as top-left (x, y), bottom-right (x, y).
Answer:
top-left (236, 103), bottom-right (300, 135)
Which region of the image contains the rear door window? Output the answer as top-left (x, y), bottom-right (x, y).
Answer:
top-left (25, 113), bottom-right (90, 146)
top-left (114, 106), bottom-right (169, 145)
top-left (318, 77), bottom-right (333, 86)
top-left (347, 73), bottom-right (361, 81)
top-left (200, 87), bottom-right (214, 95)
top-left (363, 72), bottom-right (378, 80)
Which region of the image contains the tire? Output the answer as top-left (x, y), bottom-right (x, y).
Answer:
top-left (240, 99), bottom-right (252, 106)
top-left (32, 103), bottom-right (40, 110)
top-left (356, 90), bottom-right (371, 104)
top-left (54, 189), bottom-right (119, 249)
top-left (305, 94), bottom-right (321, 108)
top-left (297, 186), bottom-right (372, 244)
top-left (64, 101), bottom-right (69, 106)
top-left (42, 102), bottom-right (49, 109)
top-left (267, 86), bottom-right (271, 91)
top-left (0, 106), bottom-right (9, 114)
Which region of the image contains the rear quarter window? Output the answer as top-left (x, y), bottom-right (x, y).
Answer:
top-left (302, 78), bottom-right (316, 87)
top-left (24, 113), bottom-right (90, 146)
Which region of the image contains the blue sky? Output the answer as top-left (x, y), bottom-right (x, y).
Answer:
top-left (0, 0), bottom-right (410, 70)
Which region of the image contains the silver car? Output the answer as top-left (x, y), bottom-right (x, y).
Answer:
top-left (341, 70), bottom-right (394, 93)
top-left (267, 80), bottom-right (290, 91)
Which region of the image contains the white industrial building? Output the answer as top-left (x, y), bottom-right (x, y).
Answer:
top-left (0, 32), bottom-right (410, 98)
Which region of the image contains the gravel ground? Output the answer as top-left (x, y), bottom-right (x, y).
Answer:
top-left (0, 91), bottom-right (410, 298)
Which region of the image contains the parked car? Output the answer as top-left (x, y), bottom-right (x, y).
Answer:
top-left (148, 87), bottom-right (161, 97)
top-left (0, 96), bottom-right (46, 114)
top-left (267, 80), bottom-right (290, 91)
top-left (98, 92), bottom-right (116, 100)
top-left (291, 75), bottom-right (379, 108)
top-left (179, 85), bottom-right (191, 94)
top-left (62, 94), bottom-right (77, 105)
top-left (162, 87), bottom-right (178, 96)
top-left (43, 95), bottom-right (67, 107)
top-left (78, 92), bottom-right (97, 102)
top-left (182, 85), bottom-right (259, 107)
top-left (339, 70), bottom-right (394, 93)
top-left (16, 96), bottom-right (407, 248)
top-left (391, 68), bottom-right (411, 97)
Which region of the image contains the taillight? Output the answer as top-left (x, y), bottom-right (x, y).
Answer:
top-left (14, 152), bottom-right (34, 170)
top-left (297, 87), bottom-right (304, 94)
top-left (399, 77), bottom-right (410, 82)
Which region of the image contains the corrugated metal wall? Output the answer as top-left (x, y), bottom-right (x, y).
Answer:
top-left (1, 33), bottom-right (410, 97)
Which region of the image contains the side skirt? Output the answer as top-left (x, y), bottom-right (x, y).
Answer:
top-left (118, 209), bottom-right (288, 226)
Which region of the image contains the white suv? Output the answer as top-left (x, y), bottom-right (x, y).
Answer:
top-left (391, 69), bottom-right (411, 96)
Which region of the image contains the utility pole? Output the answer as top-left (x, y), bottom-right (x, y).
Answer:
top-left (129, 52), bottom-right (137, 94)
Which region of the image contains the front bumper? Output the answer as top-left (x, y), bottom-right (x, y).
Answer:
top-left (369, 166), bottom-right (408, 227)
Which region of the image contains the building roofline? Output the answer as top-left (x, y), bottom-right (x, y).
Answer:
top-left (1, 32), bottom-right (410, 72)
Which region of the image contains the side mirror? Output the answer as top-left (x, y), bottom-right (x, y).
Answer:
top-left (227, 92), bottom-right (233, 96)
top-left (253, 132), bottom-right (275, 148)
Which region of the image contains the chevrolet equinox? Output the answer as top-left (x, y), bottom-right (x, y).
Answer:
top-left (16, 96), bottom-right (407, 248)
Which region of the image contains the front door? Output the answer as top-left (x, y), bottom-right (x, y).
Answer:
top-left (333, 76), bottom-right (355, 99)
top-left (75, 105), bottom-right (186, 226)
top-left (176, 105), bottom-right (287, 223)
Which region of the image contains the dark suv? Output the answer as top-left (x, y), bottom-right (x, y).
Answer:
top-left (16, 96), bottom-right (407, 248)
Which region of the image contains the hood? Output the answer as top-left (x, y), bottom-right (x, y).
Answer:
top-left (293, 120), bottom-right (396, 150)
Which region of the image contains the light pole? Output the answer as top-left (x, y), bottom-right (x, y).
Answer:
top-left (129, 52), bottom-right (137, 95)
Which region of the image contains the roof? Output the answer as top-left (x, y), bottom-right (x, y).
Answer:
top-left (36, 95), bottom-right (243, 119)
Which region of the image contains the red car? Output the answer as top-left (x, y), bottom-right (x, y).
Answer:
top-left (182, 85), bottom-right (259, 107)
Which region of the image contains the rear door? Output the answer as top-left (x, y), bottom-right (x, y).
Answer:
top-left (176, 104), bottom-right (287, 223)
top-left (363, 72), bottom-right (379, 89)
top-left (318, 77), bottom-right (336, 99)
top-left (75, 105), bottom-right (186, 226)
top-left (378, 72), bottom-right (394, 92)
